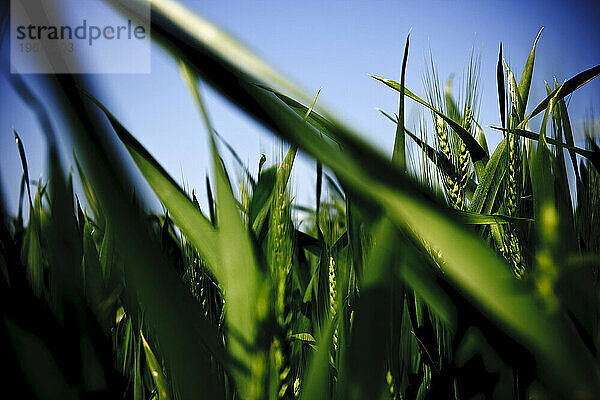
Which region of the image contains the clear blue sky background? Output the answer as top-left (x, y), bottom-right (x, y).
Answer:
top-left (1, 0), bottom-right (599, 216)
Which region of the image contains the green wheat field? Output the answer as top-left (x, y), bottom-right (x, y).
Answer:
top-left (1, 1), bottom-right (600, 399)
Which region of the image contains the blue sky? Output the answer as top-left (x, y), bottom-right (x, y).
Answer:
top-left (1, 0), bottom-right (599, 215)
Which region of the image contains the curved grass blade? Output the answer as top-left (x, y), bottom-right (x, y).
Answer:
top-left (256, 84), bottom-right (338, 144)
top-left (206, 175), bottom-right (216, 226)
top-left (554, 97), bottom-right (580, 181)
top-left (473, 120), bottom-right (489, 156)
top-left (16, 175), bottom-right (26, 229)
top-left (522, 64), bottom-right (600, 126)
top-left (13, 129), bottom-right (32, 208)
top-left (490, 126), bottom-right (600, 172)
top-left (141, 332), bottom-right (172, 400)
top-left (539, 83), bottom-right (564, 140)
top-left (518, 27), bottom-right (543, 118)
top-left (393, 29), bottom-right (411, 169)
top-left (248, 165), bottom-right (276, 232)
top-left (304, 86), bottom-right (323, 121)
top-left (444, 75), bottom-right (461, 123)
top-left (451, 210), bottom-right (532, 225)
top-left (473, 121), bottom-right (490, 179)
top-left (280, 144), bottom-right (298, 196)
top-left (371, 75), bottom-right (487, 162)
top-left (81, 221), bottom-right (104, 314)
top-left (497, 43), bottom-right (506, 130)
top-left (21, 191), bottom-right (44, 298)
top-left (468, 138), bottom-right (507, 214)
top-left (74, 152), bottom-right (103, 225)
top-left (98, 221), bottom-right (117, 284)
top-left (504, 60), bottom-right (522, 121)
top-left (82, 90), bottom-right (221, 271)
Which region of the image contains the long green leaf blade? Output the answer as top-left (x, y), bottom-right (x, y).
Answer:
top-left (523, 64), bottom-right (600, 125)
top-left (83, 91), bottom-right (221, 271)
top-left (497, 43), bottom-right (506, 130)
top-left (393, 29), bottom-right (411, 170)
top-left (517, 27), bottom-right (543, 118)
top-left (372, 75), bottom-right (487, 162)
